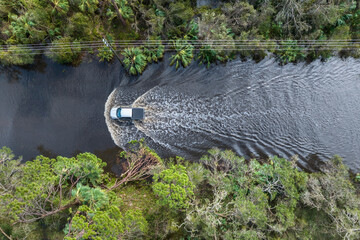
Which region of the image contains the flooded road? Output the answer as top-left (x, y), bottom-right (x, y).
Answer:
top-left (106, 56), bottom-right (360, 170)
top-left (1, 54), bottom-right (359, 171)
top-left (0, 56), bottom-right (120, 161)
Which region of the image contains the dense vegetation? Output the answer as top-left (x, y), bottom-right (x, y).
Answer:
top-left (1, 141), bottom-right (360, 239)
top-left (0, 0), bottom-right (359, 74)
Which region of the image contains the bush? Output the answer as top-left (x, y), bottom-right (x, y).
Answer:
top-left (277, 40), bottom-right (305, 64)
top-left (46, 37), bottom-right (82, 64)
top-left (122, 47), bottom-right (147, 75)
top-left (169, 39), bottom-right (194, 69)
top-left (0, 46), bottom-right (35, 65)
top-left (152, 164), bottom-right (195, 210)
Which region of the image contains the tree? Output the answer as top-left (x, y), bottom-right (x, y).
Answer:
top-left (76, 0), bottom-right (99, 15)
top-left (196, 45), bottom-right (225, 68)
top-left (197, 10), bottom-right (234, 60)
top-left (122, 47), bottom-right (148, 75)
top-left (277, 40), bottom-right (305, 64)
top-left (301, 156), bottom-right (360, 239)
top-left (64, 204), bottom-right (124, 240)
top-left (222, 1), bottom-right (259, 35)
top-left (97, 46), bottom-right (114, 62)
top-left (122, 209), bottom-right (149, 239)
top-left (156, 1), bottom-right (194, 38)
top-left (183, 149), bottom-right (308, 239)
top-left (152, 164), bottom-right (195, 210)
top-left (169, 39), bottom-right (194, 69)
top-left (0, 150), bottom-right (108, 238)
top-left (46, 37), bottom-right (82, 64)
top-left (109, 139), bottom-right (161, 190)
top-left (64, 13), bottom-right (93, 40)
top-left (65, 189), bottom-right (148, 240)
top-left (106, 0), bottom-right (133, 26)
top-left (7, 12), bottom-right (47, 44)
top-left (143, 41), bottom-right (164, 63)
top-left (275, 0), bottom-right (310, 37)
top-left (0, 145), bottom-right (158, 239)
top-left (0, 46), bottom-right (35, 65)
top-left (48, 0), bottom-right (70, 15)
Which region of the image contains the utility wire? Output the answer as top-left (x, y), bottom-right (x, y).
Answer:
top-left (2, 48), bottom-right (359, 55)
top-left (1, 39), bottom-right (359, 48)
top-left (1, 44), bottom-right (359, 51)
top-left (0, 40), bottom-right (358, 55)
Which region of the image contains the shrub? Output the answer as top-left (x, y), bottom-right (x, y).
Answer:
top-left (152, 164), bottom-right (195, 210)
top-left (169, 39), bottom-right (194, 69)
top-left (46, 37), bottom-right (82, 64)
top-left (122, 47), bottom-right (147, 75)
top-left (0, 46), bottom-right (35, 65)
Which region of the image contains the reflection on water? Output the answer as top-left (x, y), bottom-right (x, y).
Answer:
top-left (106, 55), bottom-right (360, 170)
top-left (0, 56), bottom-right (121, 168)
top-left (1, 54), bottom-right (360, 172)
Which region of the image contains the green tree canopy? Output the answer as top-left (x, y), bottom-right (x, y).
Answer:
top-left (152, 164), bottom-right (195, 210)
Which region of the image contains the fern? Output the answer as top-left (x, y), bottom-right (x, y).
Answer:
top-left (122, 47), bottom-right (148, 75)
top-left (169, 39), bottom-right (194, 69)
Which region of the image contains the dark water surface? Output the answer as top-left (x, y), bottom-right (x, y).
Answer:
top-left (0, 57), bottom-right (120, 163)
top-left (1, 55), bottom-right (360, 171)
top-left (106, 56), bottom-right (360, 170)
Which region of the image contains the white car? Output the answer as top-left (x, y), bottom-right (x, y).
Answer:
top-left (110, 107), bottom-right (144, 121)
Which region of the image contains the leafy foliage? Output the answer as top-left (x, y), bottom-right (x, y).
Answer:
top-left (143, 42), bottom-right (164, 63)
top-left (169, 39), bottom-right (194, 69)
top-left (196, 45), bottom-right (225, 68)
top-left (1, 145), bottom-right (360, 239)
top-left (222, 1), bottom-right (259, 35)
top-left (122, 47), bottom-right (147, 75)
top-left (76, 0), bottom-right (99, 15)
top-left (0, 149), bottom-right (109, 238)
top-left (0, 46), bottom-right (34, 65)
top-left (97, 46), bottom-right (114, 62)
top-left (183, 148), bottom-right (307, 239)
top-left (64, 205), bottom-right (124, 240)
top-left (54, 152), bottom-right (106, 186)
top-left (106, 0), bottom-right (133, 22)
top-left (152, 164), bottom-right (195, 210)
top-left (196, 10), bottom-right (235, 63)
top-left (301, 156), bottom-right (360, 239)
top-left (46, 37), bottom-right (82, 64)
top-left (277, 40), bottom-right (305, 64)
top-left (0, 0), bottom-right (358, 68)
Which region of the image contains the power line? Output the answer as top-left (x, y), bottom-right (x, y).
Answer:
top-left (1, 39), bottom-right (360, 48)
top-left (3, 48), bottom-right (359, 56)
top-left (1, 43), bottom-right (359, 51)
top-left (0, 39), bottom-right (358, 56)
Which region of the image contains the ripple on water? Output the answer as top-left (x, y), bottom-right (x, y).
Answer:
top-left (105, 56), bottom-right (360, 170)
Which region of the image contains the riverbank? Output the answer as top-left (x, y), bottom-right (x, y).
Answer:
top-left (1, 54), bottom-right (360, 171)
top-left (106, 54), bottom-right (360, 171)
top-left (1, 144), bottom-right (360, 239)
top-left (0, 0), bottom-right (359, 73)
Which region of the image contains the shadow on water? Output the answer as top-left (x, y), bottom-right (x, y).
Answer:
top-left (94, 147), bottom-right (123, 176)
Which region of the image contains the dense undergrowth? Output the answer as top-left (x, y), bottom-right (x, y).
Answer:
top-left (1, 140), bottom-right (360, 239)
top-left (0, 0), bottom-right (359, 74)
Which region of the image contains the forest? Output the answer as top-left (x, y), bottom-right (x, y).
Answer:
top-left (1, 140), bottom-right (360, 239)
top-left (0, 0), bottom-right (359, 74)
top-left (1, 0), bottom-right (360, 239)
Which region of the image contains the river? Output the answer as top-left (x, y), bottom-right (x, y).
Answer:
top-left (1, 55), bottom-right (359, 171)
top-left (106, 55), bottom-right (360, 171)
top-left (0, 56), bottom-right (123, 172)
